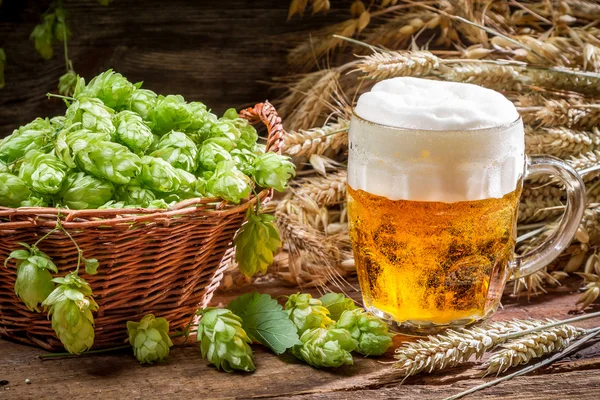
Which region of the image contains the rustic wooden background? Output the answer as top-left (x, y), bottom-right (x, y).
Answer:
top-left (0, 0), bottom-right (346, 137)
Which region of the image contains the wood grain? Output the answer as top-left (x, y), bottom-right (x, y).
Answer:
top-left (0, 0), bottom-right (346, 136)
top-left (1, 278), bottom-right (599, 400)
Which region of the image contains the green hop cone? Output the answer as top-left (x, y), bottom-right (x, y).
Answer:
top-left (234, 207), bottom-right (281, 278)
top-left (252, 153), bottom-right (295, 192)
top-left (138, 156), bottom-right (182, 193)
top-left (75, 141), bottom-right (141, 185)
top-left (6, 243), bottom-right (58, 312)
top-left (60, 172), bottom-right (115, 209)
top-left (206, 160), bottom-right (252, 204)
top-left (291, 327), bottom-right (358, 368)
top-left (0, 161), bottom-right (9, 174)
top-left (74, 69), bottom-right (136, 110)
top-left (55, 127), bottom-right (111, 168)
top-left (148, 94), bottom-right (193, 135)
top-left (19, 150), bottom-right (68, 194)
top-left (285, 293), bottom-right (334, 335)
top-left (186, 101), bottom-right (212, 133)
top-left (150, 130), bottom-right (198, 172)
top-left (0, 118), bottom-right (53, 163)
top-left (20, 194), bottom-right (51, 207)
top-left (0, 173), bottom-right (30, 207)
top-left (335, 309), bottom-right (393, 356)
top-left (230, 148), bottom-right (256, 176)
top-left (221, 108), bottom-right (258, 150)
top-left (42, 273), bottom-right (98, 355)
top-left (197, 307), bottom-right (255, 372)
top-left (98, 200), bottom-right (127, 209)
top-left (175, 168), bottom-right (198, 200)
top-left (113, 110), bottom-right (154, 154)
top-left (58, 70), bottom-right (78, 96)
top-left (115, 179), bottom-right (156, 207)
top-left (319, 293), bottom-right (359, 321)
top-left (197, 141), bottom-right (232, 171)
top-left (128, 89), bottom-right (157, 120)
top-left (127, 314), bottom-right (173, 364)
top-left (65, 97), bottom-right (115, 138)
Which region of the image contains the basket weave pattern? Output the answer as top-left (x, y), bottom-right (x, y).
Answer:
top-left (0, 102), bottom-right (283, 350)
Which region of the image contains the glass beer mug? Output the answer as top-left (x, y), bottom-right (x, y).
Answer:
top-left (347, 78), bottom-right (586, 334)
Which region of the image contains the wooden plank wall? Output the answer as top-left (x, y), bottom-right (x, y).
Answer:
top-left (0, 0), bottom-right (345, 136)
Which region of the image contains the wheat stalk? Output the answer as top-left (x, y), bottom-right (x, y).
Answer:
top-left (518, 185), bottom-right (564, 224)
top-left (484, 325), bottom-right (585, 376)
top-left (563, 0), bottom-right (600, 21)
top-left (442, 63), bottom-right (524, 90)
top-left (525, 126), bottom-right (600, 158)
top-left (394, 320), bottom-right (547, 378)
top-left (292, 170), bottom-right (347, 206)
top-left (281, 120), bottom-right (349, 158)
top-left (518, 95), bottom-right (600, 129)
top-left (356, 50), bottom-right (441, 80)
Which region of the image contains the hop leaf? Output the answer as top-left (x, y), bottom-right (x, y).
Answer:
top-left (285, 293), bottom-right (334, 335)
top-left (84, 258), bottom-right (99, 275)
top-left (228, 292), bottom-right (300, 355)
top-left (0, 48), bottom-right (5, 89)
top-left (6, 243), bottom-right (58, 312)
top-left (113, 110), bottom-right (154, 154)
top-left (0, 118), bottom-right (53, 163)
top-left (234, 207), bottom-right (281, 277)
top-left (65, 97), bottom-right (116, 138)
top-left (319, 293), bottom-right (358, 321)
top-left (291, 327), bottom-right (358, 368)
top-left (0, 173), bottom-right (31, 207)
top-left (58, 70), bottom-right (78, 97)
top-left (252, 153), bottom-right (296, 192)
top-left (42, 273), bottom-right (98, 355)
top-left (138, 156), bottom-right (182, 193)
top-left (151, 131), bottom-right (198, 172)
top-left (115, 179), bottom-right (156, 207)
top-left (74, 69), bottom-right (136, 110)
top-left (335, 309), bottom-right (393, 356)
top-left (59, 172), bottom-right (115, 209)
top-left (30, 14), bottom-right (55, 60)
top-left (127, 314), bottom-right (173, 364)
top-left (75, 141), bottom-right (142, 185)
top-left (127, 89), bottom-right (157, 120)
top-left (52, 7), bottom-right (70, 42)
top-left (197, 307), bottom-right (255, 372)
top-left (19, 150), bottom-right (68, 194)
top-left (206, 160), bottom-right (252, 204)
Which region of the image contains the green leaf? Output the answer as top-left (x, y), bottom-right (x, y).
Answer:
top-left (84, 258), bottom-right (99, 275)
top-left (228, 292), bottom-right (299, 355)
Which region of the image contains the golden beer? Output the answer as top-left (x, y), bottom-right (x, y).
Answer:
top-left (347, 185), bottom-right (521, 325)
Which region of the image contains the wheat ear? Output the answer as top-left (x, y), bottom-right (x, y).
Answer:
top-left (484, 325), bottom-right (585, 376)
top-left (292, 170), bottom-right (347, 206)
top-left (356, 50), bottom-right (440, 80)
top-left (281, 120), bottom-right (349, 158)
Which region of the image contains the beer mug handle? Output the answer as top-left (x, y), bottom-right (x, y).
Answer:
top-left (511, 155), bottom-right (586, 279)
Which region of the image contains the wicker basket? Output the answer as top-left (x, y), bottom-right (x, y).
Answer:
top-left (0, 101), bottom-right (284, 350)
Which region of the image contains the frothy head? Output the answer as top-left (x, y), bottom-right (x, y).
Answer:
top-left (355, 77), bottom-right (519, 130)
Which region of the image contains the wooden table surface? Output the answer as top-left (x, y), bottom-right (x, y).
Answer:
top-left (1, 278), bottom-right (599, 400)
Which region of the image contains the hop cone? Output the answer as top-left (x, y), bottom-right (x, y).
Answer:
top-left (6, 243), bottom-right (58, 312)
top-left (128, 89), bottom-right (157, 120)
top-left (252, 153), bottom-right (296, 192)
top-left (285, 293), bottom-right (333, 335)
top-left (335, 309), bottom-right (393, 356)
top-left (197, 141), bottom-right (232, 171)
top-left (74, 69), bottom-right (136, 110)
top-left (138, 156), bottom-right (182, 193)
top-left (230, 148), bottom-right (256, 176)
top-left (58, 70), bottom-right (78, 96)
top-left (206, 160), bottom-right (252, 204)
top-left (0, 118), bottom-right (53, 162)
top-left (115, 179), bottom-right (156, 207)
top-left (197, 307), bottom-right (255, 372)
top-left (221, 108), bottom-right (258, 149)
top-left (60, 172), bottom-right (115, 209)
top-left (319, 293), bottom-right (358, 321)
top-left (55, 127), bottom-right (111, 168)
top-left (292, 327), bottom-right (358, 368)
top-left (127, 314), bottom-right (173, 364)
top-left (65, 97), bottom-right (115, 138)
top-left (150, 131), bottom-right (198, 172)
top-left (149, 95), bottom-right (193, 135)
top-left (75, 141), bottom-right (141, 185)
top-left (114, 110), bottom-right (154, 154)
top-left (19, 150), bottom-right (68, 194)
top-left (175, 168), bottom-right (199, 199)
top-left (0, 173), bottom-right (30, 207)
top-left (42, 273), bottom-right (99, 355)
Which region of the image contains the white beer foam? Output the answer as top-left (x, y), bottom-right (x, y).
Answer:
top-left (348, 78), bottom-right (524, 202)
top-left (355, 77), bottom-right (519, 130)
